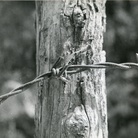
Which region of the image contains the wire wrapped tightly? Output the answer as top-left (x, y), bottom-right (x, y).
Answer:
top-left (0, 61), bottom-right (138, 104)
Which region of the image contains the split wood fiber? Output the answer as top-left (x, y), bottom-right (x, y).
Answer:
top-left (35, 0), bottom-right (107, 138)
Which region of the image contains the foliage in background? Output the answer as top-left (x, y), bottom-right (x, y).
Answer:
top-left (105, 1), bottom-right (138, 138)
top-left (0, 1), bottom-right (138, 138)
top-left (0, 1), bottom-right (35, 89)
top-left (0, 1), bottom-right (35, 138)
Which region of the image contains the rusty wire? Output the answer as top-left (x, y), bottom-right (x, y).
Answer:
top-left (1, 61), bottom-right (138, 104)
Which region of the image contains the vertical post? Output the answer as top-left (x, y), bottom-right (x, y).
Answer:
top-left (35, 0), bottom-right (107, 138)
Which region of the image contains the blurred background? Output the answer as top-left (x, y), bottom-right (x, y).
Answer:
top-left (0, 1), bottom-right (138, 138)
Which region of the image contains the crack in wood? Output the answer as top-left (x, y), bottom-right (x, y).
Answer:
top-left (36, 0), bottom-right (107, 137)
top-left (79, 77), bottom-right (91, 138)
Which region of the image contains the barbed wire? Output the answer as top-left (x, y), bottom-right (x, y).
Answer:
top-left (1, 61), bottom-right (138, 104)
top-left (0, 48), bottom-right (138, 104)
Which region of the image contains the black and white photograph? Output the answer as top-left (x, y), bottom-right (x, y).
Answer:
top-left (0, 1), bottom-right (138, 138)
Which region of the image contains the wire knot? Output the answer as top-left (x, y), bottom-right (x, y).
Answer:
top-left (51, 68), bottom-right (60, 76)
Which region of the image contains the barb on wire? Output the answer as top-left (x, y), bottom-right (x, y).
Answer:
top-left (0, 50), bottom-right (138, 105)
top-left (52, 56), bottom-right (63, 69)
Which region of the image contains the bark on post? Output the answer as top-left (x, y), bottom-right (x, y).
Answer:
top-left (35, 0), bottom-right (107, 138)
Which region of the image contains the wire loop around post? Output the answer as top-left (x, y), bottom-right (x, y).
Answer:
top-left (0, 52), bottom-right (138, 104)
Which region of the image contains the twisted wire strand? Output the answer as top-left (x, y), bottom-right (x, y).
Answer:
top-left (0, 77), bottom-right (44, 104)
top-left (0, 61), bottom-right (138, 104)
top-left (121, 63), bottom-right (138, 68)
top-left (67, 62), bottom-right (130, 74)
top-left (68, 62), bottom-right (129, 70)
top-left (95, 62), bottom-right (130, 69)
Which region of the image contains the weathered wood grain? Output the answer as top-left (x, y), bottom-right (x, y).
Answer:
top-left (35, 0), bottom-right (107, 138)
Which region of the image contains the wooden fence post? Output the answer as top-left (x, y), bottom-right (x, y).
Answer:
top-left (35, 0), bottom-right (107, 138)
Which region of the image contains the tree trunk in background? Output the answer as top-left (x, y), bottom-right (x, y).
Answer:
top-left (35, 0), bottom-right (107, 138)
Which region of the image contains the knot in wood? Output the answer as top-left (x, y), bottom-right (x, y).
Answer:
top-left (72, 6), bottom-right (86, 28)
top-left (64, 106), bottom-right (89, 138)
